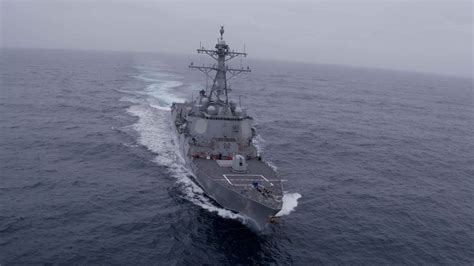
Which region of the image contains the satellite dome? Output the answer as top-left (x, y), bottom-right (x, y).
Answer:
top-left (234, 106), bottom-right (242, 116)
top-left (207, 105), bottom-right (217, 115)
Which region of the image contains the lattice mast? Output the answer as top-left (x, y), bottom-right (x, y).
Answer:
top-left (189, 26), bottom-right (251, 106)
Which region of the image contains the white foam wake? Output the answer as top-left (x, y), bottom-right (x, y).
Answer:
top-left (135, 69), bottom-right (184, 110)
top-left (253, 134), bottom-right (278, 172)
top-left (276, 193), bottom-right (302, 217)
top-left (252, 134), bottom-right (266, 155)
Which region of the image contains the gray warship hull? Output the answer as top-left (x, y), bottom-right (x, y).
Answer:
top-left (170, 26), bottom-right (284, 229)
top-left (173, 126), bottom-right (283, 229)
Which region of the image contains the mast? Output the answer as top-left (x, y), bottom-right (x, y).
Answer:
top-left (189, 26), bottom-right (251, 106)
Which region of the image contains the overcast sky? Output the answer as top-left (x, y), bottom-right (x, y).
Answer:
top-left (1, 0), bottom-right (472, 77)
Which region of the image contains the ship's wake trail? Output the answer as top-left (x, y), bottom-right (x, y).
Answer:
top-left (122, 67), bottom-right (247, 223)
top-left (135, 69), bottom-right (184, 111)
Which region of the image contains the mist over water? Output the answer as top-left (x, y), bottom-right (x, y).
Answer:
top-left (1, 48), bottom-right (473, 264)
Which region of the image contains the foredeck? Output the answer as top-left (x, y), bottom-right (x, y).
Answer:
top-left (194, 158), bottom-right (283, 209)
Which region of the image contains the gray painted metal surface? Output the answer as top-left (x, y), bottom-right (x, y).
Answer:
top-left (171, 27), bottom-right (283, 229)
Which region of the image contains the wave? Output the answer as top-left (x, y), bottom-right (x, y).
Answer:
top-left (276, 193), bottom-right (302, 217)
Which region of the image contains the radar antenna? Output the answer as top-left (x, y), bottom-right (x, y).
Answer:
top-left (189, 26), bottom-right (251, 105)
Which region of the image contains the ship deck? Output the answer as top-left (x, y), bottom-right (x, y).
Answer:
top-left (194, 158), bottom-right (283, 209)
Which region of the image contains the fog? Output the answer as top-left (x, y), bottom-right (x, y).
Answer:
top-left (1, 0), bottom-right (472, 77)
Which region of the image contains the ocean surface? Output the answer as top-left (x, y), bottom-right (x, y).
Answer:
top-left (1, 48), bottom-right (473, 264)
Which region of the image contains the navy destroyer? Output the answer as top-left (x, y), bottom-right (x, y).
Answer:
top-left (171, 26), bottom-right (283, 229)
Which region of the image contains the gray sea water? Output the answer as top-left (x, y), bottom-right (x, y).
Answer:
top-left (1, 48), bottom-right (473, 264)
